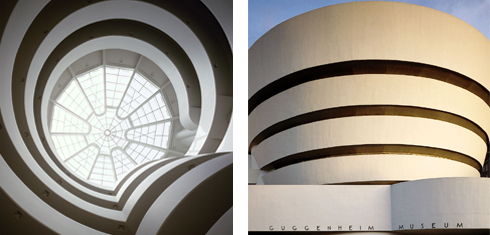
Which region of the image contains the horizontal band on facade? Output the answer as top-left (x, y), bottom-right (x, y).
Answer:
top-left (261, 144), bottom-right (481, 172)
top-left (328, 181), bottom-right (404, 185)
top-left (248, 60), bottom-right (490, 114)
top-left (249, 105), bottom-right (488, 152)
top-left (261, 153), bottom-right (481, 185)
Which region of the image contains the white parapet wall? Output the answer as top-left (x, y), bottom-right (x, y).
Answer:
top-left (249, 178), bottom-right (490, 233)
top-left (391, 177), bottom-right (490, 231)
top-left (249, 184), bottom-right (392, 232)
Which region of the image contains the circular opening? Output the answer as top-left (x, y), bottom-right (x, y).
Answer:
top-left (104, 130), bottom-right (111, 136)
top-left (44, 50), bottom-right (189, 189)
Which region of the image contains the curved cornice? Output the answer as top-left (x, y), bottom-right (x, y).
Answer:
top-left (261, 144), bottom-right (481, 172)
top-left (249, 105), bottom-right (489, 153)
top-left (249, 60), bottom-right (490, 114)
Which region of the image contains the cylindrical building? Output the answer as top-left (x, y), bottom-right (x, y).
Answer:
top-left (249, 1), bottom-right (490, 233)
top-left (249, 1), bottom-right (489, 185)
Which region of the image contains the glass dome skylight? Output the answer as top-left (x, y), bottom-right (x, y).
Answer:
top-left (49, 66), bottom-right (174, 188)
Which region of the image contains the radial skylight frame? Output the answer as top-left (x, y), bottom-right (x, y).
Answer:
top-left (48, 65), bottom-right (175, 189)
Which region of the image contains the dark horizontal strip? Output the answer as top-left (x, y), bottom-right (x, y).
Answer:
top-left (262, 144), bottom-right (481, 172)
top-left (250, 105), bottom-right (488, 152)
top-left (248, 60), bottom-right (490, 114)
top-left (328, 181), bottom-right (404, 185)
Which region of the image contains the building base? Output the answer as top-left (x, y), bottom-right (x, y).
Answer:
top-left (249, 178), bottom-right (490, 234)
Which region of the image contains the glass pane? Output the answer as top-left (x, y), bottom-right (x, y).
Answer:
top-left (49, 65), bottom-right (173, 189)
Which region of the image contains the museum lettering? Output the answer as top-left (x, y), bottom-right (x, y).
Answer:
top-left (268, 222), bottom-right (464, 231)
top-left (268, 225), bottom-right (375, 231)
top-left (398, 223), bottom-right (463, 230)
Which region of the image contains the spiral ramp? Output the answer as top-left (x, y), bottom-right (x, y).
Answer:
top-left (0, 1), bottom-right (232, 234)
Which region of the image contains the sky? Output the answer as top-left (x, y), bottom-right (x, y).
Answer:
top-left (248, 0), bottom-right (490, 48)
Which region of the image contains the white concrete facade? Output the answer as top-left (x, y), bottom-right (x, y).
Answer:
top-left (249, 2), bottom-right (490, 234)
top-left (249, 178), bottom-right (490, 232)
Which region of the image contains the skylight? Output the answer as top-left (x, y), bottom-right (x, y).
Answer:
top-left (49, 66), bottom-right (174, 188)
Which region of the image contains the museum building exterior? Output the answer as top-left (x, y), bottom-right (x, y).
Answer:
top-left (248, 2), bottom-right (490, 234)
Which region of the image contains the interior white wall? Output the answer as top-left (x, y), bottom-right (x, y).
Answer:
top-left (136, 153), bottom-right (232, 235)
top-left (0, 0), bottom-right (233, 233)
top-left (201, 0), bottom-right (233, 49)
top-left (0, 155), bottom-right (108, 235)
top-left (206, 207), bottom-right (233, 235)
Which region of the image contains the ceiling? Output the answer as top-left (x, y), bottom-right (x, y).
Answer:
top-left (0, 0), bottom-right (233, 234)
